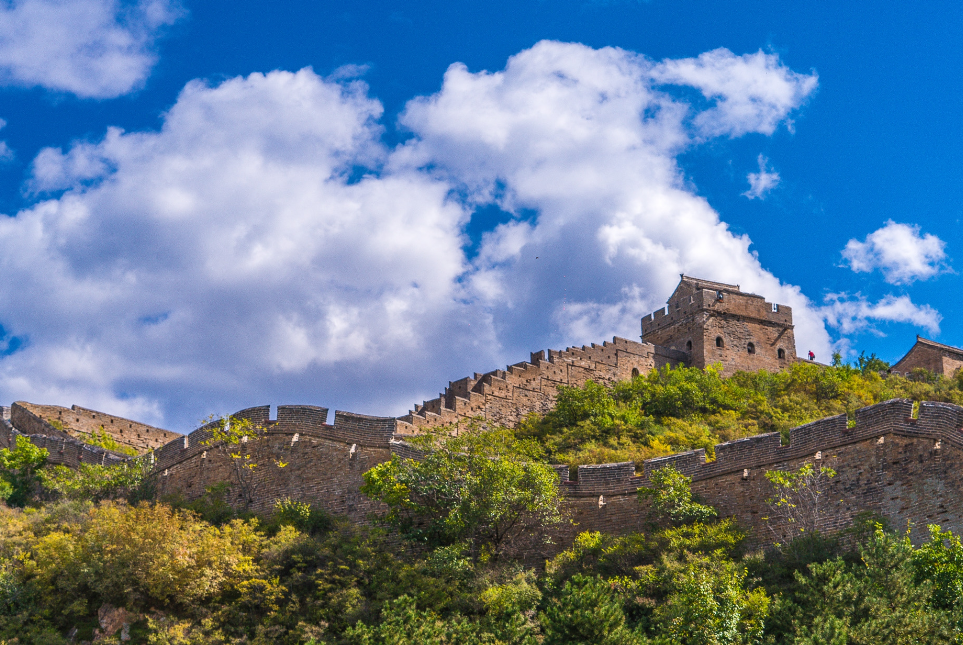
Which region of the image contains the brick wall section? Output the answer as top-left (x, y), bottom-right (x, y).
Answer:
top-left (400, 336), bottom-right (681, 431)
top-left (13, 401), bottom-right (179, 453)
top-left (891, 337), bottom-right (963, 377)
top-left (10, 393), bottom-right (963, 548)
top-left (642, 276), bottom-right (796, 376)
top-left (152, 404), bottom-right (397, 517)
top-left (5, 404), bottom-right (130, 468)
top-left (559, 398), bottom-right (963, 546)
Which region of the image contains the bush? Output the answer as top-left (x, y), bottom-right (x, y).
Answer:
top-left (0, 436), bottom-right (48, 507)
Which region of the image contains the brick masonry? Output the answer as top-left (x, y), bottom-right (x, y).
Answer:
top-left (9, 395), bottom-right (962, 549)
top-left (891, 336), bottom-right (963, 378)
top-left (642, 275), bottom-right (797, 376)
top-left (12, 401), bottom-right (179, 453)
top-left (398, 336), bottom-right (686, 431)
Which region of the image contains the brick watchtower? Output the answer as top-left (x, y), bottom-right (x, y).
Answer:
top-left (641, 276), bottom-right (796, 376)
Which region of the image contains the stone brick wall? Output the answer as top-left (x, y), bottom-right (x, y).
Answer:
top-left (642, 276), bottom-right (796, 376)
top-left (4, 405), bottom-right (130, 468)
top-left (559, 399), bottom-right (963, 546)
top-left (9, 393), bottom-right (963, 550)
top-left (150, 405), bottom-right (395, 517)
top-left (891, 337), bottom-right (963, 377)
top-left (13, 401), bottom-right (179, 453)
top-left (399, 336), bottom-right (683, 431)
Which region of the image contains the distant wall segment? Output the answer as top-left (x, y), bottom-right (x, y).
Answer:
top-left (399, 336), bottom-right (679, 431)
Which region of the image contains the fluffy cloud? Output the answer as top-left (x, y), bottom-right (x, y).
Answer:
top-left (0, 42), bottom-right (826, 429)
top-left (742, 154), bottom-right (779, 199)
top-left (819, 293), bottom-right (942, 336)
top-left (842, 220), bottom-right (949, 285)
top-left (0, 0), bottom-right (181, 98)
top-left (650, 48), bottom-right (817, 138)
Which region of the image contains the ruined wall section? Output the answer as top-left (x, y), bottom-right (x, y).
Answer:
top-left (13, 401), bottom-right (179, 453)
top-left (399, 337), bottom-right (684, 431)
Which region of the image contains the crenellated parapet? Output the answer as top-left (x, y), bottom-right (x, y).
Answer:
top-left (399, 336), bottom-right (683, 431)
top-left (3, 404), bottom-right (131, 468)
top-left (8, 392), bottom-right (963, 548)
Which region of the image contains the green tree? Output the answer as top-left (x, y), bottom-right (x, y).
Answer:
top-left (40, 453), bottom-right (154, 503)
top-left (639, 465), bottom-right (717, 526)
top-left (779, 525), bottom-right (956, 644)
top-left (541, 574), bottom-right (641, 645)
top-left (361, 426), bottom-right (562, 560)
top-left (642, 552), bottom-right (769, 645)
top-left (856, 351), bottom-right (889, 375)
top-left (0, 436), bottom-right (48, 507)
top-left (202, 415), bottom-right (287, 509)
top-left (763, 463), bottom-right (837, 544)
top-left (912, 524), bottom-right (963, 622)
top-left (344, 596), bottom-right (481, 645)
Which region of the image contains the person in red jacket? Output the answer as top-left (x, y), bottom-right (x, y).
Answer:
top-left (808, 350), bottom-right (815, 361)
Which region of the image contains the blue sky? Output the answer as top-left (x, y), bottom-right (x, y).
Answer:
top-left (0, 0), bottom-right (959, 430)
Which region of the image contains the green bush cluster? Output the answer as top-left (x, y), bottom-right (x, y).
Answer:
top-left (516, 362), bottom-right (963, 468)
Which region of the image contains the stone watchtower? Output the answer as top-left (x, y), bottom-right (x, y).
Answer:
top-left (641, 276), bottom-right (796, 376)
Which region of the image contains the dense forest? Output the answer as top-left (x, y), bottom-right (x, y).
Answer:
top-left (2, 358), bottom-right (963, 644)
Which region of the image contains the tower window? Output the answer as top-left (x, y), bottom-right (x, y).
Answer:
top-left (747, 342), bottom-right (755, 354)
top-left (778, 348), bottom-right (786, 359)
top-left (715, 337), bottom-right (724, 348)
top-left (686, 340), bottom-right (692, 351)
top-left (631, 368), bottom-right (640, 378)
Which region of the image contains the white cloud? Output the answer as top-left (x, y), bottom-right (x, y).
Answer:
top-left (742, 154), bottom-right (779, 199)
top-left (0, 42), bottom-right (828, 429)
top-left (650, 48), bottom-right (818, 138)
top-left (842, 220), bottom-right (948, 285)
top-left (820, 293), bottom-right (942, 336)
top-left (0, 0), bottom-right (182, 98)
top-left (0, 117), bottom-right (12, 163)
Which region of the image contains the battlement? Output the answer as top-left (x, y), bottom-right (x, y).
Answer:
top-left (641, 286), bottom-right (792, 337)
top-left (11, 401), bottom-right (179, 453)
top-left (149, 404), bottom-right (399, 473)
top-left (553, 398), bottom-right (963, 498)
top-left (399, 336), bottom-right (677, 431)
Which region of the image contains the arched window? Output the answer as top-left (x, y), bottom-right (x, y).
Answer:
top-left (715, 336), bottom-right (724, 348)
top-left (631, 368), bottom-right (640, 378)
top-left (747, 342), bottom-right (755, 354)
top-left (778, 348), bottom-right (786, 359)
top-left (686, 340), bottom-right (693, 351)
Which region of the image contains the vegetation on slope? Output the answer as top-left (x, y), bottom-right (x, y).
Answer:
top-left (516, 358), bottom-right (963, 468)
top-left (1, 359), bottom-right (963, 643)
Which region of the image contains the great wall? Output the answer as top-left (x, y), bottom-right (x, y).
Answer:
top-left (3, 275), bottom-right (963, 551)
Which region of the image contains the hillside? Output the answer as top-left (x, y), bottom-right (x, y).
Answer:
top-left (2, 361), bottom-right (963, 643)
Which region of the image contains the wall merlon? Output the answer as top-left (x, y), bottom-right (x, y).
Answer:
top-left (577, 461), bottom-right (636, 487)
top-left (232, 405), bottom-right (271, 425)
top-left (854, 398), bottom-right (913, 433)
top-left (551, 464), bottom-right (570, 482)
top-left (712, 433), bottom-right (781, 468)
top-left (789, 415), bottom-right (848, 453)
top-left (917, 401), bottom-right (963, 435)
top-left (644, 449), bottom-right (707, 479)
